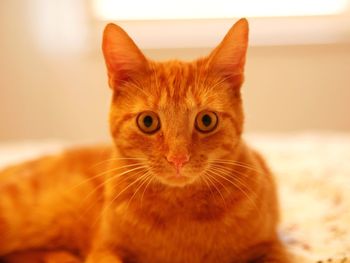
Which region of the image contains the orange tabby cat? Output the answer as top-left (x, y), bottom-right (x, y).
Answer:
top-left (0, 19), bottom-right (291, 262)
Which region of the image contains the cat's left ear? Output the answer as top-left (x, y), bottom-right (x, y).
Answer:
top-left (102, 23), bottom-right (149, 89)
top-left (207, 18), bottom-right (249, 88)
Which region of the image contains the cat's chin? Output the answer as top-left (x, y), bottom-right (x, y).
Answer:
top-left (157, 174), bottom-right (197, 187)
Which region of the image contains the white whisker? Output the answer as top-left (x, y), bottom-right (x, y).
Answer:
top-left (125, 172), bottom-right (152, 209)
top-left (140, 175), bottom-right (154, 207)
top-left (204, 172), bottom-right (227, 208)
top-left (68, 162), bottom-right (148, 193)
top-left (207, 166), bottom-right (261, 217)
top-left (211, 159), bottom-right (265, 175)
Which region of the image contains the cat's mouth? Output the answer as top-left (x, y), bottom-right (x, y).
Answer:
top-left (158, 172), bottom-right (196, 187)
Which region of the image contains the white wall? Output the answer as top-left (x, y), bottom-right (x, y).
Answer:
top-left (1, 1), bottom-right (350, 142)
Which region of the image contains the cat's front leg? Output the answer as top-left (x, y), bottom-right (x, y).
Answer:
top-left (249, 241), bottom-right (292, 263)
top-left (85, 249), bottom-right (123, 263)
top-left (1, 250), bottom-right (82, 263)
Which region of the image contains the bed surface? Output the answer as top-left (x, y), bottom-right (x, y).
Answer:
top-left (1, 133), bottom-right (349, 262)
top-left (248, 133), bottom-right (350, 262)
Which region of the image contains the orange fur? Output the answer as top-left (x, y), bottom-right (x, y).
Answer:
top-left (0, 19), bottom-right (291, 262)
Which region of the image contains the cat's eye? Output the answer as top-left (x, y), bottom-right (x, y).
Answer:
top-left (137, 111), bottom-right (160, 134)
top-left (195, 111), bottom-right (218, 133)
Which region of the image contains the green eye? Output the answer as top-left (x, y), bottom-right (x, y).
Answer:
top-left (195, 111), bottom-right (218, 133)
top-left (137, 111), bottom-right (160, 134)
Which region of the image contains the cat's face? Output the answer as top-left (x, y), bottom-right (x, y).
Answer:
top-left (103, 19), bottom-right (248, 187)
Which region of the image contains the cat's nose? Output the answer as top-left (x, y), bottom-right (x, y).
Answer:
top-left (166, 154), bottom-right (190, 170)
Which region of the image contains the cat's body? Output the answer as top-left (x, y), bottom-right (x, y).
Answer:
top-left (0, 19), bottom-right (291, 262)
top-left (92, 141), bottom-right (281, 263)
top-left (0, 146), bottom-right (110, 258)
top-left (0, 142), bottom-right (285, 263)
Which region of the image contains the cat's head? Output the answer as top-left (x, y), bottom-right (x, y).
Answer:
top-left (103, 19), bottom-right (248, 187)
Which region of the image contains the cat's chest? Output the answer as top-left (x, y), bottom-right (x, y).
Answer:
top-left (108, 202), bottom-right (253, 263)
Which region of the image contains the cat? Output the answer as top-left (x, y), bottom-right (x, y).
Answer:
top-left (0, 18), bottom-right (291, 263)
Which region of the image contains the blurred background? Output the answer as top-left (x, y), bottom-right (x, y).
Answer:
top-left (1, 0), bottom-right (350, 143)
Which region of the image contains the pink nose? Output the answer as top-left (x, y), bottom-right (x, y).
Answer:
top-left (167, 154), bottom-right (190, 170)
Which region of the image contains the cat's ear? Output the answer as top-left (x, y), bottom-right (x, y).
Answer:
top-left (102, 23), bottom-right (148, 89)
top-left (207, 18), bottom-right (249, 88)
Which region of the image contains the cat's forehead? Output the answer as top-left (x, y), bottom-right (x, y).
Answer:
top-left (151, 60), bottom-right (197, 95)
top-left (147, 60), bottom-right (226, 111)
top-left (117, 60), bottom-right (232, 114)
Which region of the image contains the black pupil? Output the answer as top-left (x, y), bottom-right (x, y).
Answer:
top-left (202, 114), bottom-right (212, 127)
top-left (143, 116), bottom-right (153, 128)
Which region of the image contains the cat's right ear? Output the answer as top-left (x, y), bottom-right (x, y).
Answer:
top-left (102, 23), bottom-right (148, 89)
top-left (207, 18), bottom-right (249, 89)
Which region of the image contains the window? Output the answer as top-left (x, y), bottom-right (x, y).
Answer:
top-left (92, 0), bottom-right (349, 20)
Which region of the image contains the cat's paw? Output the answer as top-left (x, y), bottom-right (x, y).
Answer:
top-left (85, 250), bottom-right (123, 263)
top-left (1, 251), bottom-right (82, 263)
top-left (42, 251), bottom-right (82, 263)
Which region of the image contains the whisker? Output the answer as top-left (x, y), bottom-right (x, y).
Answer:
top-left (204, 172), bottom-right (227, 208)
top-left (205, 170), bottom-right (230, 194)
top-left (209, 163), bottom-right (258, 182)
top-left (200, 175), bottom-right (217, 202)
top-left (150, 63), bottom-right (160, 91)
top-left (140, 175), bottom-right (154, 207)
top-left (68, 163), bottom-right (147, 193)
top-left (228, 175), bottom-right (261, 218)
top-left (119, 79), bottom-right (150, 98)
top-left (89, 157), bottom-right (147, 169)
top-left (78, 165), bottom-right (148, 213)
top-left (82, 171), bottom-right (139, 221)
top-left (201, 63), bottom-right (210, 91)
top-left (212, 159), bottom-right (257, 166)
top-left (211, 159), bottom-right (265, 175)
top-left (213, 165), bottom-right (261, 194)
top-left (125, 172), bottom-right (152, 210)
top-left (209, 167), bottom-right (250, 193)
top-left (95, 163), bottom-right (148, 177)
top-left (110, 171), bottom-right (151, 204)
top-left (94, 170), bottom-right (153, 226)
top-left (204, 76), bottom-right (232, 95)
top-left (210, 163), bottom-right (234, 173)
top-left (78, 168), bottom-right (148, 223)
top-left (194, 58), bottom-right (205, 92)
top-left (207, 167), bottom-right (261, 217)
top-left (209, 166), bottom-right (253, 194)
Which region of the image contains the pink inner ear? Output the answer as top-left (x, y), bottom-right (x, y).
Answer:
top-left (102, 23), bottom-right (148, 88)
top-left (221, 71), bottom-right (245, 89)
top-left (107, 55), bottom-right (138, 83)
top-left (208, 19), bottom-right (249, 85)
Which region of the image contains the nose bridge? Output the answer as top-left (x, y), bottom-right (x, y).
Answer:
top-left (165, 111), bottom-right (190, 156)
top-left (169, 133), bottom-right (189, 156)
